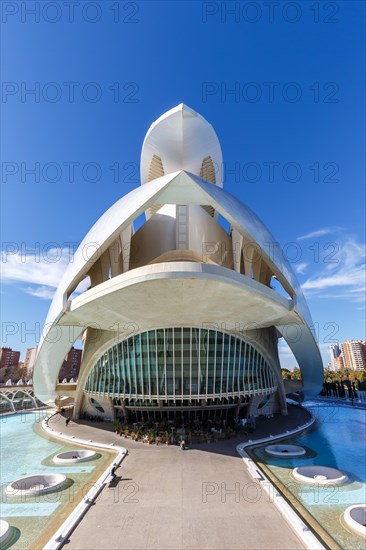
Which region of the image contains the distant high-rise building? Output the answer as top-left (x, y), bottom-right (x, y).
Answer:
top-left (0, 347), bottom-right (21, 371)
top-left (334, 355), bottom-right (344, 370)
top-left (58, 347), bottom-right (82, 381)
top-left (18, 361), bottom-right (25, 373)
top-left (24, 347), bottom-right (38, 374)
top-left (328, 344), bottom-right (342, 370)
top-left (340, 340), bottom-right (366, 371)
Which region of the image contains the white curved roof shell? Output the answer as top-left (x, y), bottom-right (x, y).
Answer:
top-left (140, 104), bottom-right (223, 186)
top-left (33, 105), bottom-right (324, 404)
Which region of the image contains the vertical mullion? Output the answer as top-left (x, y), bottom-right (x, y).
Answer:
top-left (117, 343), bottom-right (121, 395)
top-left (237, 339), bottom-right (242, 394)
top-left (101, 357), bottom-right (105, 394)
top-left (226, 335), bottom-right (231, 398)
top-left (263, 357), bottom-right (268, 391)
top-left (105, 352), bottom-right (108, 396)
top-left (164, 329), bottom-right (167, 399)
top-left (173, 328), bottom-right (175, 402)
top-left (139, 333), bottom-right (144, 399)
top-left (213, 331), bottom-right (217, 398)
top-left (108, 348), bottom-right (112, 396)
top-left (147, 331), bottom-right (151, 399)
top-left (251, 347), bottom-right (255, 394)
top-left (181, 327), bottom-right (184, 400)
top-left (257, 352), bottom-right (262, 392)
top-left (95, 360), bottom-right (99, 393)
top-left (189, 328), bottom-right (192, 402)
top-left (242, 342), bottom-right (246, 394)
top-left (93, 362), bottom-right (97, 392)
top-left (90, 362), bottom-right (94, 392)
top-left (260, 355), bottom-right (264, 392)
top-left (126, 340), bottom-right (131, 399)
top-left (132, 337), bottom-right (137, 396)
top-left (123, 341), bottom-right (128, 398)
top-left (155, 330), bottom-right (159, 399)
top-left (121, 341), bottom-right (126, 397)
top-left (92, 361), bottom-right (95, 393)
top-left (114, 345), bottom-right (118, 396)
top-left (110, 346), bottom-right (115, 396)
top-left (247, 344), bottom-right (252, 394)
top-left (205, 330), bottom-right (209, 399)
top-left (220, 333), bottom-right (224, 397)
top-left (98, 358), bottom-right (102, 394)
top-left (198, 329), bottom-right (201, 398)
top-left (257, 351), bottom-right (261, 394)
top-left (232, 337), bottom-right (237, 395)
top-left (253, 348), bottom-right (257, 394)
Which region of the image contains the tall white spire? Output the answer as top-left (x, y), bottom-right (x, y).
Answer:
top-left (140, 104), bottom-right (223, 187)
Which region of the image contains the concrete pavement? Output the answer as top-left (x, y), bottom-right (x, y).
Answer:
top-left (46, 407), bottom-right (310, 549)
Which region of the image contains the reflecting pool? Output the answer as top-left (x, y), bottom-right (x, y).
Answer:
top-left (0, 411), bottom-right (113, 549)
top-left (250, 401), bottom-right (366, 549)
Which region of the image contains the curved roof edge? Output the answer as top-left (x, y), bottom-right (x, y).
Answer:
top-left (33, 172), bottom-right (323, 403)
top-left (140, 104), bottom-right (223, 186)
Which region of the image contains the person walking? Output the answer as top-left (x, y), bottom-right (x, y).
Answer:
top-left (65, 417), bottom-right (71, 427)
top-left (111, 464), bottom-right (117, 480)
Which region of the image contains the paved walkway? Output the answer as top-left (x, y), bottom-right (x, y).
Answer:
top-left (49, 407), bottom-right (310, 550)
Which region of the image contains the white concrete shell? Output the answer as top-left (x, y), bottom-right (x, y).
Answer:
top-left (33, 105), bottom-right (323, 408)
top-left (140, 104), bottom-right (223, 187)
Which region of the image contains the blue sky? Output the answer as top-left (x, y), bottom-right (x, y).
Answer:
top-left (1, 0), bottom-right (365, 369)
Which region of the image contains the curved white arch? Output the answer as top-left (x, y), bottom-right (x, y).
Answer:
top-left (0, 392), bottom-right (15, 412)
top-left (34, 172), bottom-right (323, 403)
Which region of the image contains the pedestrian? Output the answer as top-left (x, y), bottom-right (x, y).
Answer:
top-left (111, 464), bottom-right (117, 480)
top-left (65, 417), bottom-right (71, 427)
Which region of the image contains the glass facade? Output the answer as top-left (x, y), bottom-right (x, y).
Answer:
top-left (85, 328), bottom-right (277, 401)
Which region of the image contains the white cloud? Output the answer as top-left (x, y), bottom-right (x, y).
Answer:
top-left (1, 246), bottom-right (77, 303)
top-left (1, 247), bottom-right (71, 288)
top-left (1, 246), bottom-right (92, 301)
top-left (297, 226), bottom-right (344, 241)
top-left (302, 268), bottom-right (365, 291)
top-left (23, 286), bottom-right (56, 300)
top-left (301, 237), bottom-right (365, 303)
top-left (295, 262), bottom-right (308, 274)
top-left (311, 292), bottom-right (365, 303)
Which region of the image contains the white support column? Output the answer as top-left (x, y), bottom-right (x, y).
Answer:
top-left (120, 224), bottom-right (133, 273)
top-left (231, 228), bottom-right (243, 273)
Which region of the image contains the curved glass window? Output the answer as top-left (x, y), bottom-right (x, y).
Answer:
top-left (85, 328), bottom-right (277, 400)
